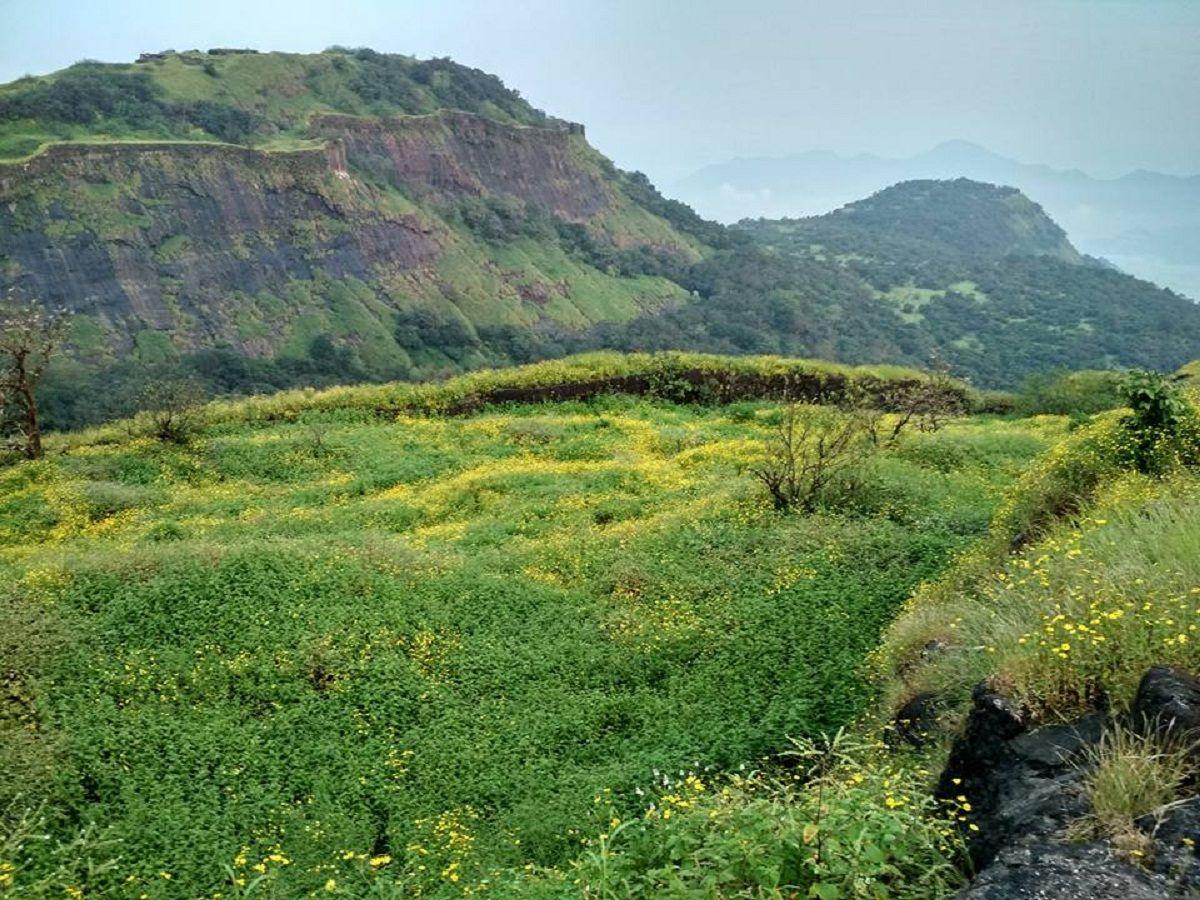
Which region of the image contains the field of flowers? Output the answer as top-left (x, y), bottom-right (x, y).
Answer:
top-left (529, 384), bottom-right (1200, 899)
top-left (0, 384), bottom-right (1053, 897)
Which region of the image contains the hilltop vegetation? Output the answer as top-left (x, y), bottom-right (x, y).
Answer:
top-left (2, 52), bottom-right (1198, 428)
top-left (0, 48), bottom-right (551, 158)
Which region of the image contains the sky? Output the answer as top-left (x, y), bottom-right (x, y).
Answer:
top-left (1, 0), bottom-right (1197, 186)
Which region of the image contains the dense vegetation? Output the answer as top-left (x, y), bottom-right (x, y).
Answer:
top-left (1, 354), bottom-right (1049, 897)
top-left (0, 49), bottom-right (550, 158)
top-left (5, 53), bottom-right (1198, 424)
top-left (533, 368), bottom-right (1200, 897)
top-left (737, 180), bottom-right (1200, 387)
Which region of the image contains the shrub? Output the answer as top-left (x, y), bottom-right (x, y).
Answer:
top-left (1014, 370), bottom-right (1124, 417)
top-left (570, 733), bottom-right (965, 898)
top-left (753, 403), bottom-right (872, 512)
top-left (136, 378), bottom-right (207, 444)
top-left (1120, 370), bottom-right (1197, 474)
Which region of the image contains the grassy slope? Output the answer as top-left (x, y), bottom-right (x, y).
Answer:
top-left (557, 388), bottom-right (1200, 898)
top-left (1, 52), bottom-right (716, 412)
top-left (0, 357), bottom-right (1050, 897)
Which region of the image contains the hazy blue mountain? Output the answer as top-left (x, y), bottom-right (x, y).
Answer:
top-left (674, 141), bottom-right (1200, 300)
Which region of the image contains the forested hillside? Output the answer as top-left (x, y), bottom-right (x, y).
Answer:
top-left (737, 180), bottom-right (1200, 386)
top-left (0, 50), bottom-right (708, 427)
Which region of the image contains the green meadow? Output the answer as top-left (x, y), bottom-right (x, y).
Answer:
top-left (0, 378), bottom-right (1054, 897)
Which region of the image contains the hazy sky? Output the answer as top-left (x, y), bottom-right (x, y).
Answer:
top-left (1, 0), bottom-right (1197, 185)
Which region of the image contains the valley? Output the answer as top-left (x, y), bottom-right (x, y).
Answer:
top-left (2, 50), bottom-right (1199, 432)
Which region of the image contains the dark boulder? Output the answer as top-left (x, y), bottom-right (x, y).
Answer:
top-left (938, 685), bottom-right (1103, 870)
top-left (1137, 796), bottom-right (1200, 886)
top-left (956, 839), bottom-right (1168, 899)
top-left (1132, 666), bottom-right (1200, 739)
top-left (892, 691), bottom-right (941, 748)
top-left (946, 670), bottom-right (1200, 896)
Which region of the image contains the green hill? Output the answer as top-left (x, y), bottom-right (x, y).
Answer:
top-left (735, 179), bottom-right (1200, 387)
top-left (791, 177), bottom-right (1086, 264)
top-left (0, 50), bottom-right (714, 428)
top-left (0, 49), bottom-right (554, 157)
top-left (4, 53), bottom-right (1199, 431)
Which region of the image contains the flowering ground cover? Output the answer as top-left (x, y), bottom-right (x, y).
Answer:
top-left (0, 385), bottom-right (1051, 897)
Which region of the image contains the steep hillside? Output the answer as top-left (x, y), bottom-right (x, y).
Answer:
top-left (737, 180), bottom-right (1200, 386)
top-left (4, 54), bottom-right (1199, 426)
top-left (0, 50), bottom-right (703, 424)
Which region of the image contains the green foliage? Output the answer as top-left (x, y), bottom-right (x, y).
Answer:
top-left (0, 65), bottom-right (262, 145)
top-left (737, 181), bottom-right (1200, 387)
top-left (0, 383), bottom-right (1047, 896)
top-left (562, 734), bottom-right (964, 898)
top-left (1014, 369), bottom-right (1124, 417)
top-left (339, 48), bottom-right (550, 126)
top-left (875, 387), bottom-right (1200, 725)
top-left (1122, 370), bottom-right (1187, 431)
top-left (1120, 370), bottom-right (1199, 474)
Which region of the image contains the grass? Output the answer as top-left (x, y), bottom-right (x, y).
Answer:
top-left (875, 398), bottom-right (1200, 721)
top-left (48, 351), bottom-right (959, 450)
top-left (0, 388), bottom-right (1048, 897)
top-left (1068, 724), bottom-right (1196, 860)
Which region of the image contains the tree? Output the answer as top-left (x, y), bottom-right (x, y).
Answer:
top-left (0, 298), bottom-right (67, 460)
top-left (1120, 369), bottom-right (1191, 474)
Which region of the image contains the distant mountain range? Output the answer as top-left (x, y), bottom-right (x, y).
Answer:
top-left (673, 140), bottom-right (1200, 301)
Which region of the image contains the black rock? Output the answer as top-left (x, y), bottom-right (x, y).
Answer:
top-left (1132, 666), bottom-right (1200, 739)
top-left (892, 691), bottom-right (941, 748)
top-left (938, 686), bottom-right (1106, 870)
top-left (1008, 713), bottom-right (1105, 770)
top-left (937, 685), bottom-right (1028, 865)
top-left (1137, 796), bottom-right (1200, 885)
top-left (956, 839), bottom-right (1169, 899)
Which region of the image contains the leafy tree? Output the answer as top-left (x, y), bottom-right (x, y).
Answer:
top-left (1120, 370), bottom-right (1191, 473)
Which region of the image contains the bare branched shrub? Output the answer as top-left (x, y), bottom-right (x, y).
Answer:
top-left (752, 402), bottom-right (871, 513)
top-left (860, 366), bottom-right (965, 448)
top-left (137, 378), bottom-right (207, 444)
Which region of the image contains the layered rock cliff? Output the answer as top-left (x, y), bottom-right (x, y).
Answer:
top-left (0, 55), bottom-right (698, 377)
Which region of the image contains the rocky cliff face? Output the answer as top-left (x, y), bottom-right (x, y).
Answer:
top-left (0, 111), bottom-right (691, 369)
top-left (314, 113), bottom-right (610, 220)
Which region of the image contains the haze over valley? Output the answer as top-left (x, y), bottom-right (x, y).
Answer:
top-left (674, 140), bottom-right (1200, 301)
